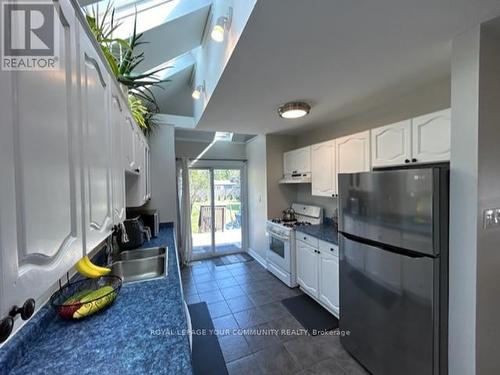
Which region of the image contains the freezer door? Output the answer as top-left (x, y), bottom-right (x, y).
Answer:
top-left (338, 168), bottom-right (442, 256)
top-left (339, 235), bottom-right (437, 375)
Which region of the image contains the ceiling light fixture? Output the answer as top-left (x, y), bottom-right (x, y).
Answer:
top-left (192, 81), bottom-right (206, 100)
top-left (277, 102), bottom-right (311, 119)
top-left (211, 7), bottom-right (233, 43)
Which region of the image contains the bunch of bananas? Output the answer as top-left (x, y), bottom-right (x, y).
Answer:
top-left (75, 256), bottom-right (111, 278)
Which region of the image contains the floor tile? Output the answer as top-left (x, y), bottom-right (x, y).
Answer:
top-left (247, 290), bottom-right (273, 306)
top-left (272, 315), bottom-right (308, 342)
top-left (212, 314), bottom-right (240, 333)
top-left (195, 281), bottom-right (219, 293)
top-left (302, 358), bottom-right (347, 375)
top-left (207, 300), bottom-right (232, 319)
top-left (226, 295), bottom-right (255, 313)
top-left (213, 270), bottom-right (233, 280)
top-left (218, 334), bottom-right (251, 362)
top-left (258, 301), bottom-right (290, 321)
top-left (185, 294), bottom-right (200, 305)
top-left (217, 277), bottom-right (239, 288)
top-left (254, 343), bottom-right (302, 375)
top-left (284, 335), bottom-right (332, 369)
top-left (193, 273), bottom-right (215, 283)
top-left (226, 354), bottom-right (263, 375)
top-left (233, 307), bottom-right (267, 328)
top-left (243, 322), bottom-right (280, 353)
top-left (220, 285), bottom-right (246, 299)
top-left (198, 290), bottom-right (224, 303)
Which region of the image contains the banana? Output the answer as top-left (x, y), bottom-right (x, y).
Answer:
top-left (73, 286), bottom-right (116, 319)
top-left (75, 256), bottom-right (111, 278)
top-left (82, 256), bottom-right (111, 276)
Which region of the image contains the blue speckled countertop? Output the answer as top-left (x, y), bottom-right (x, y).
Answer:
top-left (296, 221), bottom-right (339, 245)
top-left (0, 223), bottom-right (192, 375)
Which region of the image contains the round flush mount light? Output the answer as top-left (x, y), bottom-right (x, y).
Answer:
top-left (277, 102), bottom-right (311, 119)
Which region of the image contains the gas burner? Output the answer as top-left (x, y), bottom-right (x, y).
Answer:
top-left (294, 221), bottom-right (312, 226)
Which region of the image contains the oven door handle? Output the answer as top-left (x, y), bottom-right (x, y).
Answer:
top-left (269, 233), bottom-right (289, 241)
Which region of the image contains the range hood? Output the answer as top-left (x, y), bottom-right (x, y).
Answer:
top-left (279, 173), bottom-right (312, 184)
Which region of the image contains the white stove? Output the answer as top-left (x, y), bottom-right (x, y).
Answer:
top-left (266, 204), bottom-right (323, 287)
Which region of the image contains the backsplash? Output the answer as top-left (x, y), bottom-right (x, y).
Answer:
top-left (296, 184), bottom-right (338, 218)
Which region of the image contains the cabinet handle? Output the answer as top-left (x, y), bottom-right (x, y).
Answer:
top-left (0, 317), bottom-right (14, 344)
top-left (412, 158), bottom-right (417, 163)
top-left (405, 159), bottom-right (410, 164)
top-left (10, 298), bottom-right (35, 321)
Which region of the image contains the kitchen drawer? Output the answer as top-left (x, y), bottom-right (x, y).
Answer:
top-left (296, 232), bottom-right (319, 248)
top-left (319, 240), bottom-right (339, 257)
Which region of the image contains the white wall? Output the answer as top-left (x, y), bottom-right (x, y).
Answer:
top-left (265, 135), bottom-right (296, 218)
top-left (146, 124), bottom-right (177, 223)
top-left (245, 135), bottom-right (268, 261)
top-left (449, 17), bottom-right (500, 375)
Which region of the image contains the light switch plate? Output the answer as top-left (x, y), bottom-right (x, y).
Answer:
top-left (484, 208), bottom-right (500, 229)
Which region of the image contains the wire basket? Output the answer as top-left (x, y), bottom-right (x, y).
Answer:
top-left (50, 275), bottom-right (122, 320)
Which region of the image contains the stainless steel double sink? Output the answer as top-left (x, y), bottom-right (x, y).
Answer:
top-left (111, 247), bottom-right (168, 284)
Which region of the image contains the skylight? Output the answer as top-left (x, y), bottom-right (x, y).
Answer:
top-left (214, 132), bottom-right (234, 142)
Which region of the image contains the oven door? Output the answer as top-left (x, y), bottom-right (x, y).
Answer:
top-left (267, 232), bottom-right (290, 272)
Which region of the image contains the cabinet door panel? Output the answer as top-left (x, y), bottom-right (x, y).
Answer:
top-left (371, 120), bottom-right (412, 168)
top-left (297, 240), bottom-right (319, 298)
top-left (0, 0), bottom-right (81, 316)
top-left (319, 252), bottom-right (339, 316)
top-left (80, 32), bottom-right (112, 251)
top-left (123, 117), bottom-right (135, 171)
top-left (111, 93), bottom-right (126, 223)
top-left (311, 141), bottom-right (335, 196)
top-left (336, 131), bottom-right (371, 174)
top-left (412, 109), bottom-right (451, 163)
top-left (294, 147), bottom-right (311, 173)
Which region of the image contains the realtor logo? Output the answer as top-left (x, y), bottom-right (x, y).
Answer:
top-left (2, 1), bottom-right (59, 70)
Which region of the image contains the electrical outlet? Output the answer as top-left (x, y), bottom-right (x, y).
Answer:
top-left (484, 208), bottom-right (500, 229)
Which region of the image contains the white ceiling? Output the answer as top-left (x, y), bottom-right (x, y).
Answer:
top-left (175, 128), bottom-right (255, 143)
top-left (195, 0), bottom-right (500, 135)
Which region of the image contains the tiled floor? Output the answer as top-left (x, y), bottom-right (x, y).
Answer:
top-left (181, 257), bottom-right (369, 375)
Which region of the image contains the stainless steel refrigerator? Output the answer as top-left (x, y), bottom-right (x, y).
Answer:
top-left (338, 166), bottom-right (448, 375)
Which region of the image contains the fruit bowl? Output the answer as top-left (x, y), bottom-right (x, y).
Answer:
top-left (50, 275), bottom-right (122, 320)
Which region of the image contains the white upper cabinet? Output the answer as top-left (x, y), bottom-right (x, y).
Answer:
top-left (80, 29), bottom-right (113, 253)
top-left (123, 116), bottom-right (136, 172)
top-left (371, 120), bottom-right (412, 168)
top-left (0, 0), bottom-right (83, 317)
top-left (284, 146), bottom-right (311, 175)
top-left (412, 108), bottom-right (451, 163)
top-left (110, 91), bottom-right (126, 224)
top-left (336, 130), bottom-right (371, 174)
top-left (311, 141), bottom-right (336, 196)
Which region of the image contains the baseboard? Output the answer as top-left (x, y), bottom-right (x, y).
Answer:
top-left (247, 248), bottom-right (267, 269)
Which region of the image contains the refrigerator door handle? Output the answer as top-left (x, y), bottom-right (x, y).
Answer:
top-left (340, 232), bottom-right (432, 259)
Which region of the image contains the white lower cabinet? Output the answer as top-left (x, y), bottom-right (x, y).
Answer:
top-left (297, 241), bottom-right (319, 298)
top-left (318, 250), bottom-right (340, 316)
top-left (296, 237), bottom-right (339, 317)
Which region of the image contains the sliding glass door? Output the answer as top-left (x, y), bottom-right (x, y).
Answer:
top-left (189, 162), bottom-right (246, 260)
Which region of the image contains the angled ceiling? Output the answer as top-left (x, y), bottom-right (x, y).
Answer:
top-left (175, 128), bottom-right (255, 143)
top-left (195, 0), bottom-right (500, 135)
top-left (81, 0), bottom-right (214, 118)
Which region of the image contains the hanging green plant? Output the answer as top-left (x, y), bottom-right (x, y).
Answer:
top-left (85, 2), bottom-right (170, 136)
